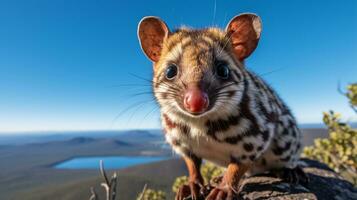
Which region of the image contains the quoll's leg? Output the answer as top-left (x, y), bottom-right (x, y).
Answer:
top-left (206, 163), bottom-right (250, 200)
top-left (271, 166), bottom-right (310, 185)
top-left (176, 185), bottom-right (191, 200)
top-left (176, 155), bottom-right (204, 200)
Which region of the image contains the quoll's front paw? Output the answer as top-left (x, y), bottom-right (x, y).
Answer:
top-left (175, 184), bottom-right (190, 200)
top-left (175, 181), bottom-right (204, 200)
top-left (205, 184), bottom-right (238, 200)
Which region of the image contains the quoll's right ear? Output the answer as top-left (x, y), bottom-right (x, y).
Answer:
top-left (225, 13), bottom-right (262, 61)
top-left (137, 16), bottom-right (170, 62)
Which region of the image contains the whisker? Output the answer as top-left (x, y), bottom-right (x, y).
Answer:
top-left (126, 100), bottom-right (158, 125)
top-left (257, 68), bottom-right (285, 77)
top-left (129, 72), bottom-right (153, 83)
top-left (129, 72), bottom-right (183, 92)
top-left (214, 90), bottom-right (238, 97)
top-left (212, 0), bottom-right (217, 26)
top-left (105, 83), bottom-right (152, 88)
top-left (211, 81), bottom-right (238, 93)
top-left (110, 99), bottom-right (155, 128)
top-left (138, 105), bottom-right (161, 127)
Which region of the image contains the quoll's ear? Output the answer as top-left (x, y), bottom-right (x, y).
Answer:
top-left (138, 16), bottom-right (169, 62)
top-left (225, 13), bottom-right (262, 61)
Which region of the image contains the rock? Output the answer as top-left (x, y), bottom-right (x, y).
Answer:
top-left (238, 159), bottom-right (357, 200)
top-left (186, 159), bottom-right (357, 200)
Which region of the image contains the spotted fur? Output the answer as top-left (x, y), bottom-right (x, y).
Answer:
top-left (138, 15), bottom-right (302, 176)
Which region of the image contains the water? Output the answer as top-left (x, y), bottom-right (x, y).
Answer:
top-left (54, 156), bottom-right (168, 169)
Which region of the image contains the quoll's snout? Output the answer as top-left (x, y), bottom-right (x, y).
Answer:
top-left (183, 86), bottom-right (209, 114)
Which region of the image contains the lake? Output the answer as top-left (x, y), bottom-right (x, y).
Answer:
top-left (54, 156), bottom-right (168, 169)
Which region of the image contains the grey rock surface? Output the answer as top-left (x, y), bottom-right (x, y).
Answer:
top-left (238, 159), bottom-right (357, 200)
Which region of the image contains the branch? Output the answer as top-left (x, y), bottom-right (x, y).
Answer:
top-left (89, 160), bottom-right (119, 200)
top-left (100, 160), bottom-right (110, 186)
top-left (110, 172), bottom-right (118, 200)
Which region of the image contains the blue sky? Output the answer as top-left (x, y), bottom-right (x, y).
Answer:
top-left (0, 0), bottom-right (356, 132)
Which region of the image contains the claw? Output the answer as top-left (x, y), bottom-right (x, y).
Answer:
top-left (189, 181), bottom-right (202, 200)
top-left (226, 189), bottom-right (234, 200)
top-left (200, 162), bottom-right (245, 200)
top-left (205, 188), bottom-right (219, 200)
top-left (216, 190), bottom-right (227, 200)
top-left (175, 184), bottom-right (191, 200)
top-left (205, 181), bottom-right (238, 200)
top-left (176, 182), bottom-right (205, 200)
top-left (205, 187), bottom-right (237, 200)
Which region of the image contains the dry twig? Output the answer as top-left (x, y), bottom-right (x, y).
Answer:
top-left (89, 160), bottom-right (119, 200)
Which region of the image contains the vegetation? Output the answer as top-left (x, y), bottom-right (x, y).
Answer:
top-left (172, 176), bottom-right (189, 194)
top-left (136, 188), bottom-right (166, 200)
top-left (303, 83), bottom-right (357, 185)
top-left (346, 83), bottom-right (357, 112)
top-left (172, 162), bottom-right (224, 193)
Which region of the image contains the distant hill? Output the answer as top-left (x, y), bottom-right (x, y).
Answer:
top-left (116, 130), bottom-right (162, 143)
top-left (20, 137), bottom-right (132, 150)
top-left (65, 137), bottom-right (131, 146)
top-left (0, 129), bottom-right (164, 145)
top-left (67, 137), bottom-right (96, 144)
top-left (299, 122), bottom-right (357, 129)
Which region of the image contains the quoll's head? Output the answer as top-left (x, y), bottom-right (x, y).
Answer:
top-left (137, 14), bottom-right (262, 119)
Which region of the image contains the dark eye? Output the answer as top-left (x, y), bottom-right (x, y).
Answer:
top-left (165, 64), bottom-right (178, 80)
top-left (216, 62), bottom-right (230, 79)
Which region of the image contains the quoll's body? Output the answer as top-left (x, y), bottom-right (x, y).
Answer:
top-left (163, 69), bottom-right (302, 174)
top-left (138, 14), bottom-right (306, 200)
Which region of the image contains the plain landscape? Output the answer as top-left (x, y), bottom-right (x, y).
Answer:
top-left (0, 127), bottom-right (329, 200)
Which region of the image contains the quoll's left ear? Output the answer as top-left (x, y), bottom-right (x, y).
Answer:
top-left (137, 16), bottom-right (170, 63)
top-left (226, 13), bottom-right (262, 61)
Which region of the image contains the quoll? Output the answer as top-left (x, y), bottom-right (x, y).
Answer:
top-left (137, 13), bottom-right (308, 200)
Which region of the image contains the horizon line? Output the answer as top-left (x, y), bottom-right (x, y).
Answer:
top-left (0, 123), bottom-right (334, 134)
top-left (1, 122), bottom-right (357, 135)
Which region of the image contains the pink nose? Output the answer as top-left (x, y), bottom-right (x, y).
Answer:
top-left (183, 87), bottom-right (209, 114)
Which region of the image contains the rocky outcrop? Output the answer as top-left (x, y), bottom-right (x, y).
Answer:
top-left (188, 159), bottom-right (357, 200)
top-left (238, 159), bottom-right (357, 199)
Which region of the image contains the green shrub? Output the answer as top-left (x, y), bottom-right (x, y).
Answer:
top-left (303, 83), bottom-right (357, 185)
top-left (172, 162), bottom-right (224, 193)
top-left (136, 188), bottom-right (166, 200)
top-left (200, 162), bottom-right (224, 183)
top-left (346, 83), bottom-right (357, 111)
top-left (172, 176), bottom-right (189, 193)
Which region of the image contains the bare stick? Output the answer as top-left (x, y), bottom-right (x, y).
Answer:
top-left (110, 172), bottom-right (118, 200)
top-left (100, 160), bottom-right (110, 186)
top-left (90, 160), bottom-right (119, 200)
